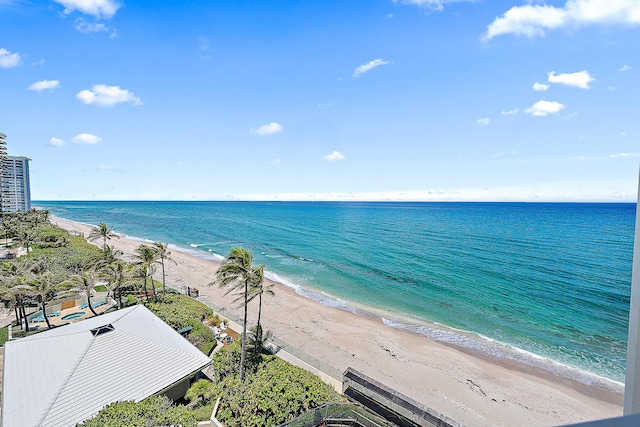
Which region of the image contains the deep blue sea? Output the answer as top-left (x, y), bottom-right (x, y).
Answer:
top-left (35, 201), bottom-right (635, 389)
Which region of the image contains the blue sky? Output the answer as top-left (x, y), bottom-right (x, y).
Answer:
top-left (1, 0), bottom-right (639, 201)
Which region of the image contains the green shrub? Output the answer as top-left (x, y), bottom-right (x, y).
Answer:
top-left (123, 294), bottom-right (138, 307)
top-left (35, 225), bottom-right (68, 248)
top-left (208, 349), bottom-right (342, 427)
top-left (199, 340), bottom-right (218, 356)
top-left (146, 294), bottom-right (212, 330)
top-left (189, 399), bottom-right (217, 422)
top-left (0, 325), bottom-right (9, 346)
top-left (187, 323), bottom-right (216, 350)
top-left (204, 314), bottom-right (221, 327)
top-left (77, 395), bottom-right (197, 427)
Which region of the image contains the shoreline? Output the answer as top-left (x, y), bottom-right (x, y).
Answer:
top-left (50, 215), bottom-right (624, 426)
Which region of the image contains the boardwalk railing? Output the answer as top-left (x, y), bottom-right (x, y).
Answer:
top-left (278, 403), bottom-right (394, 427)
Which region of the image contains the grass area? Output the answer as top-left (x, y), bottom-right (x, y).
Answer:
top-left (0, 325), bottom-right (9, 346)
top-left (94, 285), bottom-right (108, 292)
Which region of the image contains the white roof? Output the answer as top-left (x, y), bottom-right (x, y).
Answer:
top-left (2, 305), bottom-right (211, 427)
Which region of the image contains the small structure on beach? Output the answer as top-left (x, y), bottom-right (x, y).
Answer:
top-left (2, 305), bottom-right (212, 427)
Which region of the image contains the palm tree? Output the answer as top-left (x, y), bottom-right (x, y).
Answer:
top-left (129, 264), bottom-right (152, 303)
top-left (102, 261), bottom-right (130, 309)
top-left (69, 270), bottom-right (100, 316)
top-left (0, 260), bottom-right (33, 331)
top-left (134, 244), bottom-right (158, 302)
top-left (246, 278), bottom-right (274, 356)
top-left (92, 245), bottom-right (124, 270)
top-left (209, 247), bottom-right (264, 381)
top-left (152, 242), bottom-right (176, 296)
top-left (88, 223), bottom-right (119, 249)
top-left (15, 226), bottom-right (36, 254)
top-left (21, 271), bottom-right (71, 330)
top-left (0, 274), bottom-right (23, 327)
top-left (230, 271), bottom-right (273, 356)
top-left (246, 324), bottom-right (272, 357)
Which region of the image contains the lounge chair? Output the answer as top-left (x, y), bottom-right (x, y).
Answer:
top-left (225, 336), bottom-right (233, 345)
top-left (220, 322), bottom-right (226, 331)
top-left (47, 311), bottom-right (60, 317)
top-left (79, 302), bottom-right (88, 309)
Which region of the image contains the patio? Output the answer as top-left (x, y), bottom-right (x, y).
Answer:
top-left (26, 298), bottom-right (115, 329)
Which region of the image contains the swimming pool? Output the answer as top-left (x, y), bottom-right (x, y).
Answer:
top-left (61, 312), bottom-right (85, 321)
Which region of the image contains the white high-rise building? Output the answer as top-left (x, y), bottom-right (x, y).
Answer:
top-left (2, 156), bottom-right (32, 212)
top-left (0, 132), bottom-right (32, 214)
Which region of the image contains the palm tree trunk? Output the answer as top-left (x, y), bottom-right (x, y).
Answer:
top-left (150, 273), bottom-right (157, 302)
top-left (20, 301), bottom-right (29, 332)
top-left (14, 304), bottom-right (19, 325)
top-left (255, 293), bottom-right (263, 356)
top-left (240, 279), bottom-right (248, 381)
top-left (161, 260), bottom-right (166, 296)
top-left (143, 276), bottom-right (150, 303)
top-left (42, 300), bottom-right (52, 330)
top-left (87, 293), bottom-right (98, 316)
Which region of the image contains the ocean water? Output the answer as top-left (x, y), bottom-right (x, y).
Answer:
top-left (35, 201), bottom-right (635, 389)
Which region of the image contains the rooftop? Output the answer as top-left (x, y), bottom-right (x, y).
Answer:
top-left (2, 304), bottom-right (211, 427)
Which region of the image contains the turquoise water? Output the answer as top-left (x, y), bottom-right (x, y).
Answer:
top-left (35, 201), bottom-right (635, 387)
top-left (61, 311), bottom-right (85, 321)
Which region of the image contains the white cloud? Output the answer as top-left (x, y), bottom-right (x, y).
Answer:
top-left (323, 150), bottom-right (346, 161)
top-left (621, 131), bottom-right (627, 136)
top-left (525, 100), bottom-right (566, 116)
top-left (610, 152), bottom-right (639, 158)
top-left (76, 84), bottom-right (142, 106)
top-left (476, 118), bottom-right (490, 126)
top-left (501, 108), bottom-right (519, 115)
top-left (75, 19), bottom-right (109, 33)
top-left (548, 70), bottom-right (595, 89)
top-left (353, 58), bottom-right (390, 78)
top-left (28, 79), bottom-right (61, 92)
top-left (72, 133), bottom-right (102, 144)
top-left (252, 122), bottom-right (283, 135)
top-left (533, 82), bottom-right (549, 91)
top-left (229, 180), bottom-right (636, 202)
top-left (54, 0), bottom-right (120, 19)
top-left (0, 48), bottom-right (21, 68)
top-left (48, 137), bottom-right (65, 147)
top-left (620, 64), bottom-right (633, 71)
top-left (484, 0), bottom-right (640, 40)
top-left (393, 0), bottom-right (474, 11)
top-left (95, 165), bottom-right (124, 173)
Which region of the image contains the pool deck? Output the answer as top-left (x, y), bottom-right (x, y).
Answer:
top-left (29, 302), bottom-right (114, 329)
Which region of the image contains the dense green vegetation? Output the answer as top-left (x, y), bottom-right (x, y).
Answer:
top-left (76, 396), bottom-right (197, 427)
top-left (187, 341), bottom-right (342, 427)
top-left (147, 293), bottom-right (217, 352)
top-left (1, 212), bottom-right (341, 426)
top-left (0, 325), bottom-right (8, 346)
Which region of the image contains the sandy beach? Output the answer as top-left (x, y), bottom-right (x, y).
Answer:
top-left (52, 216), bottom-right (624, 427)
